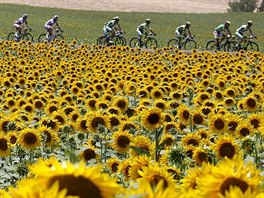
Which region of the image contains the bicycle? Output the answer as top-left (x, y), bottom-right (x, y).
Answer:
top-left (205, 36), bottom-right (236, 52)
top-left (129, 33), bottom-right (158, 49)
top-left (167, 35), bottom-right (196, 50)
top-left (7, 28), bottom-right (33, 42)
top-left (97, 31), bottom-right (126, 46)
top-left (234, 36), bottom-right (259, 52)
top-left (38, 28), bottom-right (64, 43)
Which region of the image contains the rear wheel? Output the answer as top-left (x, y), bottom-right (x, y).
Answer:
top-left (38, 34), bottom-right (48, 43)
top-left (22, 33), bottom-right (33, 42)
top-left (114, 36), bottom-right (126, 46)
top-left (183, 40), bottom-right (196, 50)
top-left (146, 37), bottom-right (158, 49)
top-left (246, 42), bottom-right (259, 51)
top-left (224, 41), bottom-right (236, 52)
top-left (7, 32), bottom-right (17, 41)
top-left (206, 40), bottom-right (217, 50)
top-left (97, 36), bottom-right (107, 45)
top-left (129, 37), bottom-right (139, 48)
top-left (167, 39), bottom-right (179, 48)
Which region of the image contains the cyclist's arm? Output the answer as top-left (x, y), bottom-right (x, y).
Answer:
top-left (248, 28), bottom-right (254, 37)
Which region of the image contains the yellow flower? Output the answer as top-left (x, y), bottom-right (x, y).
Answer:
top-left (141, 107), bottom-right (164, 131)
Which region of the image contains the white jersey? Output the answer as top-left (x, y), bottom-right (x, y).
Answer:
top-left (45, 19), bottom-right (56, 27)
top-left (15, 17), bottom-right (26, 25)
top-left (236, 25), bottom-right (248, 34)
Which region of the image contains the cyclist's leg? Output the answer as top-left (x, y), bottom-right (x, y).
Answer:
top-left (14, 24), bottom-right (21, 37)
top-left (213, 31), bottom-right (220, 50)
top-left (235, 32), bottom-right (243, 47)
top-left (137, 29), bottom-right (143, 47)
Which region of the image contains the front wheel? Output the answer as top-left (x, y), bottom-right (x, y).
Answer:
top-left (54, 34), bottom-right (64, 41)
top-left (7, 32), bottom-right (17, 41)
top-left (38, 34), bottom-right (48, 43)
top-left (129, 37), bottom-right (139, 48)
top-left (224, 41), bottom-right (236, 52)
top-left (22, 33), bottom-right (33, 42)
top-left (246, 42), bottom-right (259, 51)
top-left (114, 36), bottom-right (126, 46)
top-left (167, 39), bottom-right (180, 48)
top-left (146, 37), bottom-right (158, 49)
top-left (183, 40), bottom-right (196, 50)
top-left (97, 36), bottom-right (107, 45)
top-left (206, 40), bottom-right (217, 50)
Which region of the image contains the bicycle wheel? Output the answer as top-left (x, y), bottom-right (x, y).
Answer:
top-left (97, 36), bottom-right (107, 45)
top-left (205, 40), bottom-right (218, 50)
top-left (22, 33), bottom-right (33, 42)
top-left (224, 41), bottom-right (236, 52)
top-left (167, 39), bottom-right (180, 48)
top-left (7, 32), bottom-right (17, 41)
top-left (146, 38), bottom-right (158, 49)
top-left (55, 34), bottom-right (64, 41)
top-left (38, 34), bottom-right (48, 43)
top-left (246, 42), bottom-right (259, 51)
top-left (183, 40), bottom-right (196, 50)
top-left (114, 36), bottom-right (126, 46)
top-left (129, 37), bottom-right (139, 48)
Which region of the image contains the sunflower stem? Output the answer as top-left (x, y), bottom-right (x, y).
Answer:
top-left (155, 129), bottom-right (158, 162)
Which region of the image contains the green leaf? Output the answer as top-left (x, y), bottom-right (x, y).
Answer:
top-left (129, 146), bottom-right (150, 156)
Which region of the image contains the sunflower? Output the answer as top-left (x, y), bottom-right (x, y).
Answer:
top-left (247, 113), bottom-right (264, 131)
top-left (223, 97), bottom-right (236, 107)
top-left (128, 155), bottom-right (151, 181)
top-left (45, 103), bottom-right (59, 115)
top-left (141, 107), bottom-right (165, 131)
top-left (119, 120), bottom-right (139, 133)
top-left (86, 98), bottom-right (97, 111)
top-left (118, 158), bottom-right (132, 181)
top-left (51, 110), bottom-right (67, 126)
top-left (193, 147), bottom-right (209, 166)
top-left (138, 163), bottom-right (176, 189)
top-left (177, 104), bottom-right (191, 124)
top-left (0, 132), bottom-right (11, 157)
top-left (79, 147), bottom-right (99, 163)
top-left (39, 126), bottom-right (60, 147)
top-left (106, 157), bottom-right (120, 173)
top-left (18, 128), bottom-right (41, 150)
top-left (192, 110), bottom-right (205, 126)
top-left (112, 96), bottom-right (129, 112)
top-left (197, 156), bottom-right (262, 197)
top-left (40, 117), bottom-right (60, 132)
top-left (242, 96), bottom-right (260, 112)
top-left (154, 99), bottom-right (168, 111)
top-left (86, 112), bottom-right (110, 133)
top-left (226, 113), bottom-right (243, 134)
top-left (150, 87), bottom-right (164, 99)
top-left (212, 135), bottom-right (239, 160)
top-left (181, 133), bottom-right (200, 147)
top-left (129, 135), bottom-right (154, 157)
top-left (28, 159), bottom-right (122, 198)
top-left (160, 133), bottom-right (175, 148)
top-left (208, 113), bottom-right (228, 134)
top-left (112, 130), bottom-right (132, 154)
top-left (163, 121), bottom-right (177, 134)
top-left (236, 122), bottom-right (254, 138)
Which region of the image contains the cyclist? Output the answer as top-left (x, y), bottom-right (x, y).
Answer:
top-left (213, 21), bottom-right (232, 50)
top-left (136, 19), bottom-right (156, 47)
top-left (235, 20), bottom-right (256, 48)
top-left (175, 21), bottom-right (193, 47)
top-left (44, 15), bottom-right (63, 41)
top-left (13, 14), bottom-right (31, 38)
top-left (103, 16), bottom-right (122, 43)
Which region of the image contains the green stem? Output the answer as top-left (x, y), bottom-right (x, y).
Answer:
top-left (155, 129), bottom-right (159, 162)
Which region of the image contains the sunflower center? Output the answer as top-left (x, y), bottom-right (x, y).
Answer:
top-left (240, 127), bottom-right (250, 137)
top-left (83, 148), bottom-right (96, 161)
top-left (48, 175), bottom-right (102, 198)
top-left (187, 139), bottom-right (199, 146)
top-left (197, 152), bottom-right (207, 162)
top-left (220, 177), bottom-right (248, 195)
top-left (228, 121), bottom-right (238, 131)
top-left (44, 131), bottom-right (52, 142)
top-left (110, 117), bottom-right (120, 127)
top-left (92, 117), bottom-right (105, 129)
top-left (182, 110), bottom-right (190, 120)
top-left (150, 175), bottom-right (168, 189)
top-left (117, 100), bottom-right (126, 109)
top-left (193, 114), bottom-right (203, 124)
top-left (0, 138), bottom-right (8, 151)
top-left (214, 118), bottom-right (225, 130)
top-left (35, 101), bottom-right (43, 108)
top-left (23, 132), bottom-right (37, 145)
top-left (250, 119), bottom-right (260, 128)
top-left (111, 162), bottom-right (118, 172)
top-left (80, 120), bottom-right (87, 130)
top-left (219, 143), bottom-right (235, 158)
top-left (147, 114), bottom-right (160, 124)
top-left (247, 98), bottom-right (256, 108)
top-left (117, 135), bottom-right (130, 148)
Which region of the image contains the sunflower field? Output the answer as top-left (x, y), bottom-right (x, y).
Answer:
top-left (0, 38), bottom-right (263, 198)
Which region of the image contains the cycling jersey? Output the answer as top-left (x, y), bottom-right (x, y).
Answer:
top-left (45, 19), bottom-right (57, 27)
top-left (137, 23), bottom-right (150, 33)
top-left (214, 24), bottom-right (226, 33)
top-left (236, 25), bottom-right (248, 34)
top-left (176, 25), bottom-right (186, 33)
top-left (104, 20), bottom-right (116, 28)
top-left (15, 17), bottom-right (26, 25)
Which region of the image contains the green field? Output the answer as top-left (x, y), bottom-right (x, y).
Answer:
top-left (1, 3), bottom-right (264, 50)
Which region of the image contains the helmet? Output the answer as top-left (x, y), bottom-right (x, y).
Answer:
top-left (146, 19), bottom-right (151, 24)
top-left (248, 20), bottom-right (253, 25)
top-left (186, 21), bottom-right (191, 26)
top-left (113, 16), bottom-right (119, 21)
top-left (225, 21), bottom-right (231, 26)
top-left (23, 14), bottom-right (28, 19)
top-left (53, 15), bottom-right (59, 20)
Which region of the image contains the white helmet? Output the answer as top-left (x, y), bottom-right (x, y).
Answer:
top-left (186, 21), bottom-right (191, 26)
top-left (23, 14), bottom-right (28, 19)
top-left (146, 19), bottom-right (151, 24)
top-left (225, 21), bottom-right (231, 26)
top-left (53, 15), bottom-right (59, 20)
top-left (248, 20), bottom-right (253, 25)
top-left (113, 16), bottom-right (119, 21)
